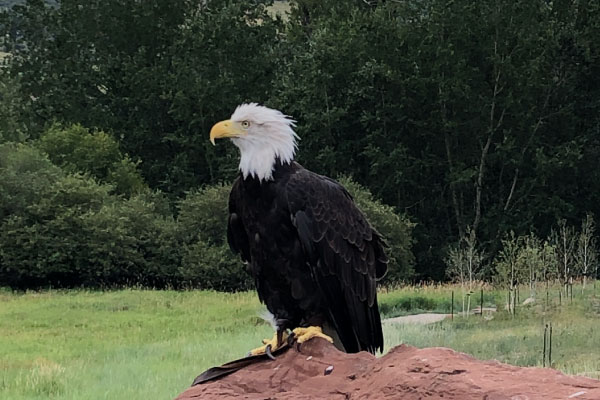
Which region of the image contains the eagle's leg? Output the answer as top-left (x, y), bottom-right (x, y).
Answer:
top-left (248, 330), bottom-right (289, 358)
top-left (290, 326), bottom-right (334, 347)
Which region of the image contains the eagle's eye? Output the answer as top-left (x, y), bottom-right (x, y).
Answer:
top-left (241, 121), bottom-right (250, 129)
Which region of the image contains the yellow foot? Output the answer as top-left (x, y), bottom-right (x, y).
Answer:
top-left (292, 326), bottom-right (333, 345)
top-left (248, 331), bottom-right (288, 357)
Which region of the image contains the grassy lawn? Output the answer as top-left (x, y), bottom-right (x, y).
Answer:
top-left (1, 283), bottom-right (599, 399)
top-left (0, 290), bottom-right (272, 399)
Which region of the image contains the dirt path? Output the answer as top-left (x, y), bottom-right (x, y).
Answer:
top-left (383, 313), bottom-right (449, 325)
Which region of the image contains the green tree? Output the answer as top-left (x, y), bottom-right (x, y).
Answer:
top-left (516, 234), bottom-right (545, 298)
top-left (494, 231), bottom-right (522, 312)
top-left (551, 219), bottom-right (577, 288)
top-left (274, 0), bottom-right (600, 281)
top-left (445, 228), bottom-right (483, 315)
top-left (4, 0), bottom-right (281, 196)
top-left (0, 71), bottom-right (27, 143)
top-left (575, 213), bottom-right (598, 289)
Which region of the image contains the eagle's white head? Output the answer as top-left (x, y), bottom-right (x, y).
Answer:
top-left (210, 103), bottom-right (299, 181)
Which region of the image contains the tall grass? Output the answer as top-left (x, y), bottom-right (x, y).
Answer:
top-left (378, 283), bottom-right (501, 317)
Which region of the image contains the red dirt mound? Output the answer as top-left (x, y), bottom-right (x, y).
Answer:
top-left (175, 339), bottom-right (600, 399)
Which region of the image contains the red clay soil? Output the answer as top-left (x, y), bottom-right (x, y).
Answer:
top-left (175, 339), bottom-right (600, 400)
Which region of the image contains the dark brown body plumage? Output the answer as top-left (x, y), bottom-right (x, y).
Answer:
top-left (227, 160), bottom-right (388, 354)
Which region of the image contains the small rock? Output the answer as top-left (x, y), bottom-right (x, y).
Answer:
top-left (306, 356), bottom-right (312, 361)
top-left (324, 365), bottom-right (334, 375)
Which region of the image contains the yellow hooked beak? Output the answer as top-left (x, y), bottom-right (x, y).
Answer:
top-left (209, 120), bottom-right (246, 145)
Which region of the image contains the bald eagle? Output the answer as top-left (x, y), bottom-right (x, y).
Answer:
top-left (210, 103), bottom-right (388, 355)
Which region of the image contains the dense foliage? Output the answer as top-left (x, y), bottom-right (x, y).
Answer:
top-left (1, 0), bottom-right (599, 285)
top-left (37, 124), bottom-right (146, 196)
top-left (0, 132), bottom-right (412, 288)
top-left (0, 141), bottom-right (178, 288)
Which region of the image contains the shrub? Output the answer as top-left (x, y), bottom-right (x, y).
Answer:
top-left (81, 195), bottom-right (180, 287)
top-left (0, 179), bottom-right (179, 288)
top-left (379, 295), bottom-right (438, 317)
top-left (0, 143), bottom-right (63, 220)
top-left (176, 184), bottom-right (231, 246)
top-left (0, 173), bottom-right (113, 287)
top-left (180, 241), bottom-right (253, 291)
top-left (36, 124), bottom-right (146, 196)
top-left (0, 142), bottom-right (177, 288)
top-left (176, 184), bottom-right (251, 290)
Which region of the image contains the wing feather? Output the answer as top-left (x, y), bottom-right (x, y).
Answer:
top-left (286, 168), bottom-right (388, 354)
top-left (227, 178), bottom-right (250, 263)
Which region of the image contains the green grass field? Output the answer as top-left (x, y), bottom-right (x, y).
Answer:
top-left (0, 290), bottom-right (273, 399)
top-left (384, 285), bottom-right (600, 377)
top-left (1, 284), bottom-right (599, 399)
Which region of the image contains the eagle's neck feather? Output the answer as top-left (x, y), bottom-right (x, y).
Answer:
top-left (234, 129), bottom-right (297, 182)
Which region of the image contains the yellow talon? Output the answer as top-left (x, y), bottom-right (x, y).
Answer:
top-left (292, 326), bottom-right (333, 344)
top-left (249, 331), bottom-right (288, 356)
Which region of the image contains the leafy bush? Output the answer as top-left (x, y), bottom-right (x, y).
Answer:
top-left (0, 143), bottom-right (63, 219)
top-left (0, 172), bottom-right (113, 287)
top-left (179, 241), bottom-right (253, 291)
top-left (176, 185), bottom-right (253, 291)
top-left (0, 177), bottom-right (179, 288)
top-left (81, 195), bottom-right (180, 287)
top-left (176, 184), bottom-right (231, 246)
top-left (36, 124), bottom-right (146, 196)
top-left (0, 142), bottom-right (177, 288)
